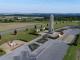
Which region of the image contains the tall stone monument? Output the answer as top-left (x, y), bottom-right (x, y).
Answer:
top-left (48, 14), bottom-right (54, 34)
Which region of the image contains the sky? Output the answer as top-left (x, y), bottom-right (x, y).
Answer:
top-left (0, 0), bottom-right (80, 13)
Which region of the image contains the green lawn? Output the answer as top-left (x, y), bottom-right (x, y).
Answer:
top-left (64, 34), bottom-right (80, 60)
top-left (15, 30), bottom-right (38, 42)
top-left (0, 49), bottom-right (6, 56)
top-left (0, 30), bottom-right (38, 45)
top-left (54, 21), bottom-right (79, 29)
top-left (0, 29), bottom-right (39, 56)
top-left (41, 21), bottom-right (79, 29)
top-left (0, 21), bottom-right (79, 45)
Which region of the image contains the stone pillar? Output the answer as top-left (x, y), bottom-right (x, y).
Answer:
top-left (48, 14), bottom-right (54, 34)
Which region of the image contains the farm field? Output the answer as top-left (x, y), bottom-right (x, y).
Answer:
top-left (0, 22), bottom-right (42, 31)
top-left (0, 21), bottom-right (79, 31)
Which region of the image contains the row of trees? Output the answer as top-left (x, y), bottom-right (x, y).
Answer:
top-left (54, 16), bottom-right (80, 21)
top-left (0, 18), bottom-right (33, 23)
top-left (0, 16), bottom-right (46, 23)
top-left (0, 16), bottom-right (80, 23)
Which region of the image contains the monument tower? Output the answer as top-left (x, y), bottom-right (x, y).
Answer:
top-left (48, 14), bottom-right (54, 34)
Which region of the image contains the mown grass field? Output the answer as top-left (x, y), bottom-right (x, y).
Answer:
top-left (0, 30), bottom-right (38, 45)
top-left (54, 21), bottom-right (80, 29)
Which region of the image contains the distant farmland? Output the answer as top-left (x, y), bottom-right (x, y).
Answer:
top-left (0, 22), bottom-right (42, 32)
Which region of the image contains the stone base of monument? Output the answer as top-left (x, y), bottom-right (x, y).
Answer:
top-left (48, 32), bottom-right (59, 39)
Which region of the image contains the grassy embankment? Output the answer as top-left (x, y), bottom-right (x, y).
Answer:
top-left (64, 34), bottom-right (80, 60)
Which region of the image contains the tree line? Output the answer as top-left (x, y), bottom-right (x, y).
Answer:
top-left (0, 16), bottom-right (80, 23)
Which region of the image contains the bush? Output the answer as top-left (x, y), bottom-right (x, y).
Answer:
top-left (40, 25), bottom-right (43, 31)
top-left (47, 24), bottom-right (48, 26)
top-left (40, 28), bottom-right (43, 31)
top-left (34, 25), bottom-right (37, 29)
top-left (17, 39), bottom-right (28, 42)
top-left (14, 30), bottom-right (17, 35)
top-left (72, 34), bottom-right (79, 46)
top-left (29, 29), bottom-right (39, 36)
top-left (25, 28), bottom-right (28, 31)
top-left (40, 25), bottom-right (42, 28)
top-left (48, 35), bottom-right (59, 39)
top-left (0, 34), bottom-right (1, 40)
top-left (0, 49), bottom-right (6, 56)
top-left (45, 27), bottom-right (48, 30)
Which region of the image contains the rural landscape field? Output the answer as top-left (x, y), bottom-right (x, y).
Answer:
top-left (0, 14), bottom-right (80, 60)
top-left (0, 0), bottom-right (80, 60)
top-left (0, 23), bottom-right (41, 31)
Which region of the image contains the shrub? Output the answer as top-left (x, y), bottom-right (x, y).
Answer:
top-left (0, 34), bottom-right (1, 40)
top-left (45, 27), bottom-right (48, 30)
top-left (25, 28), bottom-right (28, 31)
top-left (17, 39), bottom-right (28, 42)
top-left (14, 30), bottom-right (17, 35)
top-left (72, 34), bottom-right (79, 46)
top-left (34, 25), bottom-right (37, 29)
top-left (48, 35), bottom-right (59, 39)
top-left (0, 49), bottom-right (6, 56)
top-left (40, 25), bottom-right (42, 28)
top-left (29, 29), bottom-right (39, 36)
top-left (40, 25), bottom-right (43, 31)
top-left (40, 28), bottom-right (43, 31)
top-left (12, 30), bottom-right (17, 35)
top-left (56, 22), bottom-right (57, 24)
top-left (47, 24), bottom-right (48, 26)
